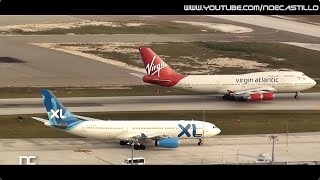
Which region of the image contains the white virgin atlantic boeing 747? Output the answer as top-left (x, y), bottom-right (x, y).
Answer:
top-left (32, 90), bottom-right (221, 150)
top-left (131, 48), bottom-right (316, 102)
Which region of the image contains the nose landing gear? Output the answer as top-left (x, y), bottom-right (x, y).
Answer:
top-left (294, 92), bottom-right (299, 99)
top-left (198, 139), bottom-right (203, 146)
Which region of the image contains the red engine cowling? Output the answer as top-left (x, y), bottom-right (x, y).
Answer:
top-left (249, 93), bottom-right (263, 101)
top-left (262, 92), bottom-right (275, 100)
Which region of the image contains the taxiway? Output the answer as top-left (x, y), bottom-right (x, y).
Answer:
top-left (0, 93), bottom-right (319, 115)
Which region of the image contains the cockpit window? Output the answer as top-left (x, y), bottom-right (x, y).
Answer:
top-left (213, 126), bottom-right (216, 128)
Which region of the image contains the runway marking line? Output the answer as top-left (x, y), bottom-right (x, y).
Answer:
top-left (73, 149), bottom-right (92, 153)
top-left (73, 149), bottom-right (113, 164)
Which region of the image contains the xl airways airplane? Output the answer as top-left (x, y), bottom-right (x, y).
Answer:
top-left (32, 90), bottom-right (221, 150)
top-left (131, 48), bottom-right (316, 101)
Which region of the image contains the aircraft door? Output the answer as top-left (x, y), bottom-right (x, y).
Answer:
top-left (204, 126), bottom-right (209, 133)
top-left (123, 126), bottom-right (128, 132)
top-left (81, 124), bottom-right (87, 132)
top-left (213, 81), bottom-right (221, 91)
top-left (293, 76), bottom-right (302, 90)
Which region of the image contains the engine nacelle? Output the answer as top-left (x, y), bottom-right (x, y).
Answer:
top-left (248, 93), bottom-right (263, 101)
top-left (155, 138), bottom-right (180, 148)
top-left (262, 92), bottom-right (275, 100)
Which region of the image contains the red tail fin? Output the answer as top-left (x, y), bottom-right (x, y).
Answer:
top-left (139, 48), bottom-right (178, 77)
top-left (139, 48), bottom-right (187, 87)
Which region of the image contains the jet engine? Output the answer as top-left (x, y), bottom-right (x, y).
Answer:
top-left (262, 92), bottom-right (275, 100)
top-left (248, 93), bottom-right (263, 101)
top-left (155, 138), bottom-right (180, 148)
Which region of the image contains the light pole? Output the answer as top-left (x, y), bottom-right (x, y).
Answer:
top-left (236, 118), bottom-right (241, 164)
top-left (286, 120), bottom-right (289, 153)
top-left (202, 99), bottom-right (206, 146)
top-left (268, 135), bottom-right (278, 164)
top-left (131, 142), bottom-right (134, 165)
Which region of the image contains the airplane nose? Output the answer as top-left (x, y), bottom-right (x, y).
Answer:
top-left (216, 128), bottom-right (221, 135)
top-left (310, 78), bottom-right (317, 87)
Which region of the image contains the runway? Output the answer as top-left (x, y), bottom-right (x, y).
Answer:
top-left (0, 92), bottom-right (319, 115)
top-left (0, 132), bottom-right (319, 164)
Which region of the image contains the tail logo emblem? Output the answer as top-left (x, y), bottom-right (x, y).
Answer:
top-left (145, 56), bottom-right (168, 77)
top-left (50, 109), bottom-right (66, 119)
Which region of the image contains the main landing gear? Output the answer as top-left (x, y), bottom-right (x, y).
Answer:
top-left (294, 92), bottom-right (299, 99)
top-left (223, 90), bottom-right (247, 102)
top-left (222, 94), bottom-right (235, 101)
top-left (198, 139), bottom-right (203, 146)
top-left (120, 140), bottom-right (146, 150)
top-left (223, 95), bottom-right (248, 102)
top-left (133, 143), bottom-right (146, 150)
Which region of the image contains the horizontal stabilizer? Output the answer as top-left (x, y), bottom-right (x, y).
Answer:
top-left (129, 73), bottom-right (144, 79)
top-left (31, 117), bottom-right (49, 123)
top-left (149, 79), bottom-right (172, 82)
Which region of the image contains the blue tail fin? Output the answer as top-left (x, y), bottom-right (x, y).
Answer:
top-left (41, 89), bottom-right (81, 129)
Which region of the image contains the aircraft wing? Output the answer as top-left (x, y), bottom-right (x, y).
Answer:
top-left (148, 79), bottom-right (172, 82)
top-left (116, 132), bottom-right (172, 141)
top-left (220, 87), bottom-right (276, 95)
top-left (234, 87), bottom-right (276, 95)
top-left (74, 115), bottom-right (105, 121)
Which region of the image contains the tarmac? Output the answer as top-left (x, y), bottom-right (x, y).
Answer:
top-left (1, 132), bottom-right (319, 165)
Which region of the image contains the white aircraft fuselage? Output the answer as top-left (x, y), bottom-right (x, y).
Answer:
top-left (135, 48), bottom-right (316, 101)
top-left (50, 120), bottom-right (220, 140)
top-left (34, 89), bottom-right (221, 150)
top-left (175, 71), bottom-right (316, 94)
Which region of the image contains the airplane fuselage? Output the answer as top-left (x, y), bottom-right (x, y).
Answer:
top-left (53, 120), bottom-right (221, 140)
top-left (174, 71), bottom-right (316, 94)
